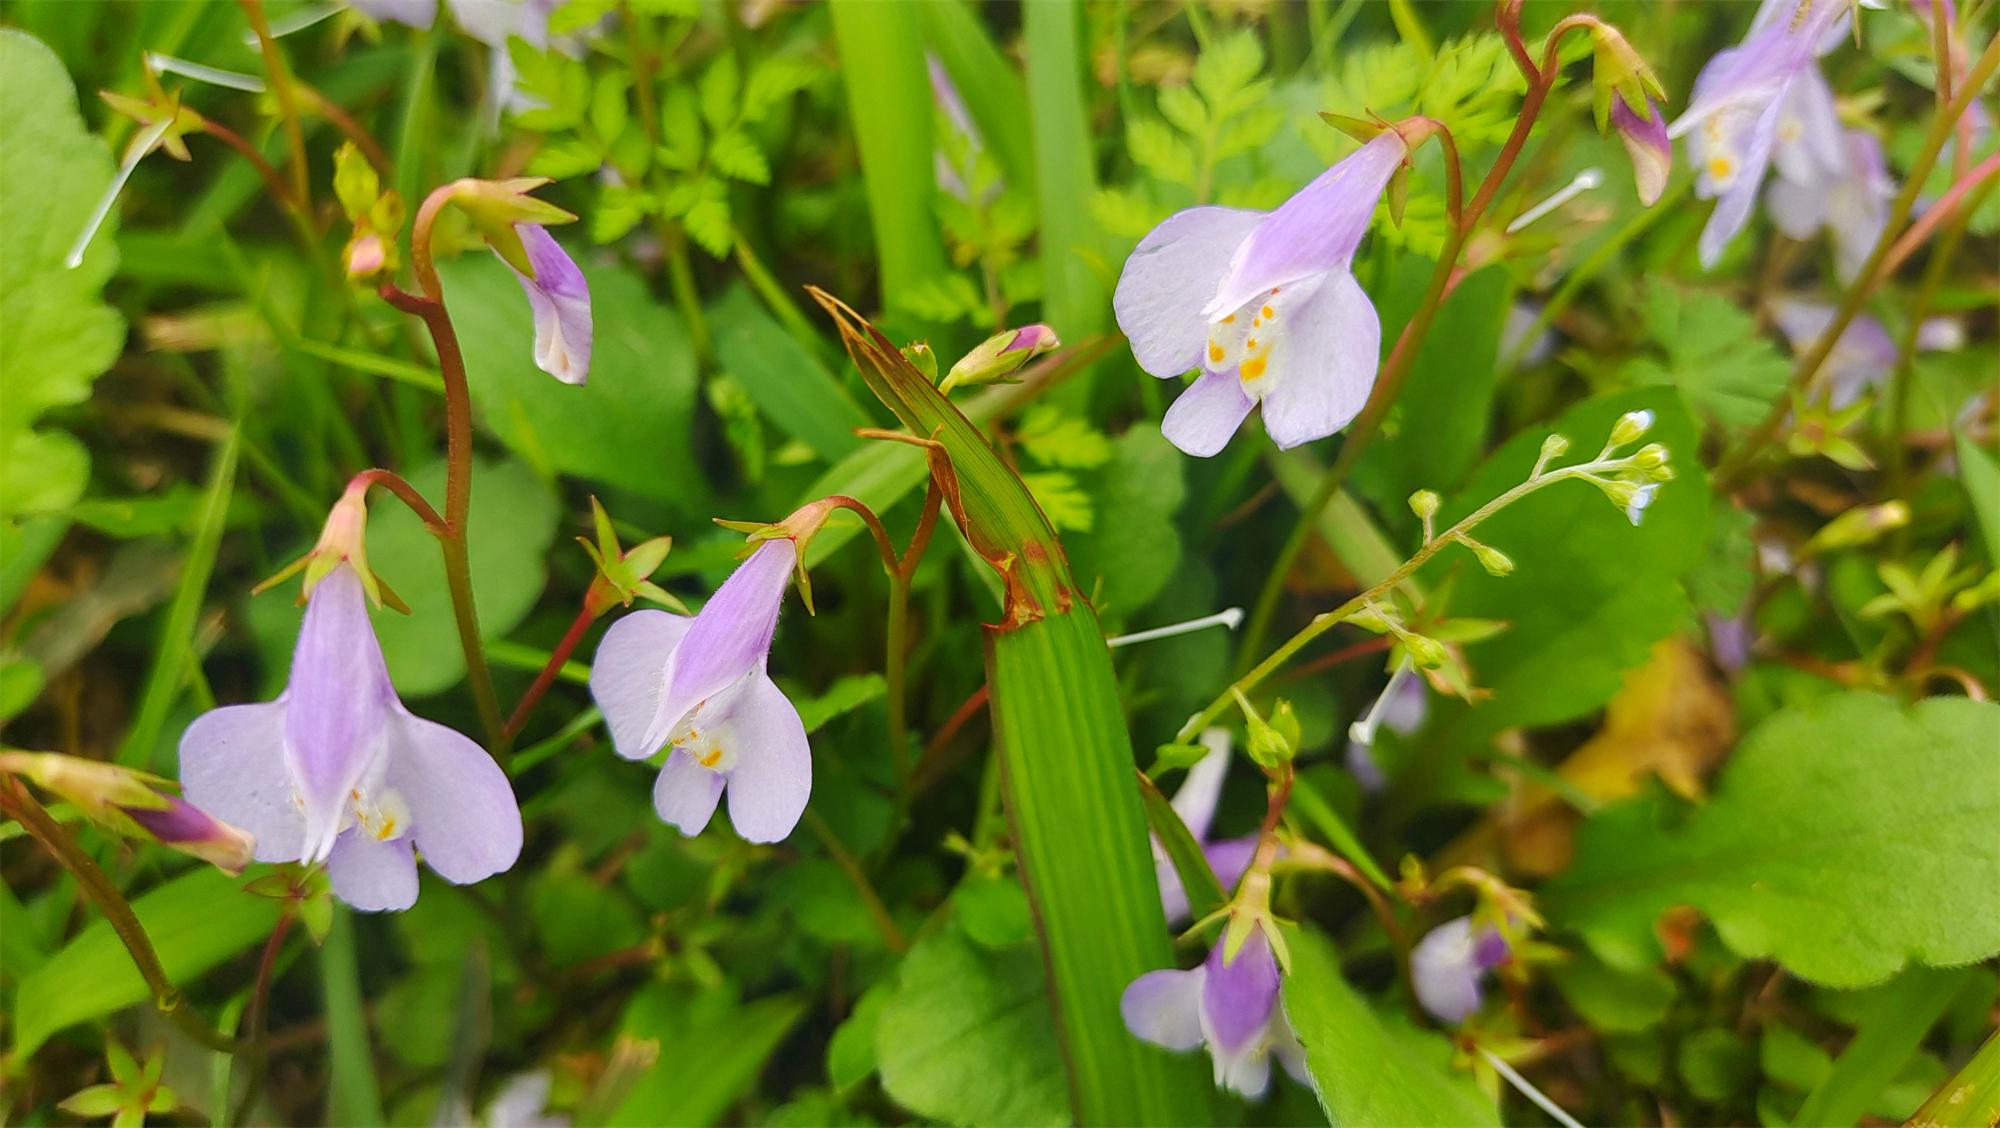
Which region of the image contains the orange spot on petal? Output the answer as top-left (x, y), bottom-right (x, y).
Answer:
top-left (1208, 344), bottom-right (1225, 363)
top-left (1240, 355), bottom-right (1268, 381)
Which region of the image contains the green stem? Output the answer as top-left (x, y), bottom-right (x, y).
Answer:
top-left (1715, 31), bottom-right (2000, 488)
top-left (240, 0), bottom-right (311, 210)
top-left (1884, 173), bottom-right (1991, 500)
top-left (663, 222), bottom-right (712, 361)
top-left (804, 810), bottom-right (908, 953)
top-left (0, 778), bottom-right (249, 1055)
top-left (732, 226), bottom-right (822, 350)
top-left (1238, 28), bottom-right (1569, 666)
top-left (1182, 458), bottom-right (1620, 743)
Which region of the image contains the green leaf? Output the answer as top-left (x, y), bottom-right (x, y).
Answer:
top-left (1910, 1029), bottom-right (2000, 1128)
top-left (708, 129), bottom-right (770, 186)
top-left (709, 286), bottom-right (870, 461)
top-left (610, 985), bottom-right (808, 1126)
top-left (1794, 966), bottom-right (1970, 1128)
top-left (1023, 0), bottom-right (1109, 401)
top-left (1191, 30), bottom-right (1265, 113)
top-left (876, 926), bottom-right (1069, 1127)
top-left (795, 673), bottom-right (889, 734)
top-left (1067, 428), bottom-right (1186, 617)
top-left (364, 458), bottom-right (559, 698)
top-left (1281, 926), bottom-right (1500, 1126)
top-left (1628, 279), bottom-right (1792, 430)
top-left (12, 868), bottom-right (283, 1056)
top-left (1137, 771), bottom-right (1226, 921)
top-left (954, 874), bottom-right (1036, 949)
top-left (437, 255), bottom-right (703, 511)
top-left (1127, 118), bottom-right (1196, 186)
top-left (1544, 693), bottom-right (2000, 987)
top-left (1021, 470), bottom-right (1093, 533)
top-left (826, 982), bottom-right (890, 1092)
top-left (1551, 950), bottom-right (1676, 1034)
top-left (1955, 431), bottom-right (2000, 565)
top-left (0, 29), bottom-right (125, 520)
top-left (829, 3), bottom-right (946, 308)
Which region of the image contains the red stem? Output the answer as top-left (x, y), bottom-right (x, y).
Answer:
top-left (504, 598), bottom-right (602, 740)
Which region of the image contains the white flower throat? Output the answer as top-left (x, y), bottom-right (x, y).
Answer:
top-left (1202, 279), bottom-right (1317, 400)
top-left (669, 699), bottom-right (738, 774)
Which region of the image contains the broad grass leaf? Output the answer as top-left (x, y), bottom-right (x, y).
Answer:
top-left (610, 984), bottom-right (808, 1126)
top-left (1543, 693), bottom-right (2000, 987)
top-left (12, 868), bottom-right (282, 1056)
top-left (1280, 926), bottom-right (1500, 1126)
top-left (709, 286), bottom-right (870, 462)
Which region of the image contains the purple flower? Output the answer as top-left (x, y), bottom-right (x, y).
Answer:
top-left (1669, 0), bottom-right (1853, 267)
top-left (590, 539), bottom-right (811, 843)
top-left (505, 225), bottom-right (592, 385)
top-left (1121, 924), bottom-right (1309, 1099)
top-left (179, 565), bottom-right (522, 911)
top-left (350, 0), bottom-right (438, 27)
top-left (1612, 97), bottom-right (1672, 207)
top-left (1114, 132), bottom-right (1406, 457)
top-left (1770, 297), bottom-right (1896, 407)
top-left (1153, 730), bottom-right (1259, 924)
top-left (1766, 121), bottom-right (1894, 283)
top-left (1410, 915), bottom-right (1512, 1024)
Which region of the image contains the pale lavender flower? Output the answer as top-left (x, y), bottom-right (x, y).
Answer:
top-left (1670, 0), bottom-right (1854, 267)
top-left (928, 54), bottom-right (989, 203)
top-left (1153, 730), bottom-right (1259, 924)
top-left (1767, 124), bottom-right (1894, 282)
top-left (485, 1071), bottom-right (567, 1128)
top-left (179, 565), bottom-right (523, 911)
top-left (1114, 132), bottom-right (1407, 456)
top-left (449, 0), bottom-right (565, 118)
top-left (591, 539), bottom-right (811, 843)
top-left (1612, 97), bottom-right (1673, 207)
top-left (350, 0), bottom-right (438, 27)
top-left (506, 225), bottom-right (592, 385)
top-left (1770, 297), bottom-right (1896, 407)
top-left (1706, 611), bottom-right (1755, 672)
top-left (1122, 924), bottom-right (1309, 1099)
top-left (1410, 915), bottom-right (1512, 1024)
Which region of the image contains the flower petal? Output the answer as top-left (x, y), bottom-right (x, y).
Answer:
top-left (1772, 68), bottom-right (1844, 185)
top-left (1113, 207), bottom-right (1265, 378)
top-left (652, 749), bottom-right (725, 836)
top-left (1764, 175), bottom-right (1826, 239)
top-left (1205, 132), bottom-right (1405, 319)
top-left (1698, 97), bottom-right (1785, 268)
top-left (1612, 97), bottom-right (1672, 207)
top-left (285, 565), bottom-right (395, 863)
top-left (1202, 926), bottom-right (1280, 1056)
top-left (326, 830), bottom-right (419, 912)
top-left (508, 225), bottom-right (592, 385)
top-left (352, 0), bottom-right (438, 28)
top-left (590, 609), bottom-right (693, 761)
top-left (1121, 968), bottom-right (1205, 1051)
top-left (1411, 916), bottom-right (1486, 1024)
top-left (178, 702), bottom-right (304, 864)
top-left (1170, 730), bottom-right (1232, 844)
top-left (647, 540), bottom-right (796, 752)
top-left (719, 674), bottom-right (812, 844)
top-left (1204, 835), bottom-right (1260, 895)
top-left (1211, 1040), bottom-right (1273, 1101)
top-left (1161, 371), bottom-right (1255, 458)
top-left (385, 711), bottom-right (522, 885)
top-left (1258, 271), bottom-right (1380, 449)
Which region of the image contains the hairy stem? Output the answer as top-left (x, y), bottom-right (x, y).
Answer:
top-left (0, 778), bottom-right (248, 1055)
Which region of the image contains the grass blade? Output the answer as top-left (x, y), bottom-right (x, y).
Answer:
top-left (1023, 0), bottom-right (1109, 402)
top-left (828, 0), bottom-right (946, 309)
top-left (1794, 966), bottom-right (1968, 1127)
top-left (320, 908), bottom-right (384, 1126)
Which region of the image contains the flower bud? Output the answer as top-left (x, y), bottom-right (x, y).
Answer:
top-left (1609, 409), bottom-right (1654, 447)
top-left (1408, 489), bottom-right (1440, 521)
top-left (1589, 22), bottom-right (1667, 135)
top-left (1803, 501), bottom-right (1910, 555)
top-left (1629, 442), bottom-right (1671, 472)
top-left (1468, 540), bottom-right (1515, 577)
top-left (1611, 96), bottom-right (1672, 207)
top-left (902, 341), bottom-right (939, 383)
top-left (344, 231), bottom-right (389, 280)
top-left (940, 325), bottom-right (1060, 393)
top-left (1244, 698), bottom-right (1301, 769)
top-left (123, 796), bottom-right (256, 874)
top-left (1404, 634), bottom-right (1448, 670)
top-left (1539, 433), bottom-right (1571, 463)
top-left (0, 751), bottom-right (254, 873)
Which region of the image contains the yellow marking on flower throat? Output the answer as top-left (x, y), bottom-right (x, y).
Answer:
top-left (1706, 155), bottom-right (1736, 182)
top-left (1240, 354), bottom-right (1268, 381)
top-left (1208, 342), bottom-right (1225, 364)
top-left (696, 744), bottom-right (725, 769)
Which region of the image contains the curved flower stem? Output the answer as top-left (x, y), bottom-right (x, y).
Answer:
top-left (1879, 150), bottom-right (2000, 280)
top-left (232, 909), bottom-right (297, 1122)
top-left (1189, 460), bottom-right (1615, 744)
top-left (1715, 32), bottom-right (2000, 488)
top-left (1238, 15), bottom-right (1581, 666)
top-left (197, 118), bottom-right (299, 215)
top-left (380, 194), bottom-right (509, 756)
top-left (804, 809), bottom-right (908, 953)
top-left (349, 468), bottom-right (446, 535)
top-left (0, 777), bottom-right (250, 1056)
top-left (240, 0), bottom-right (311, 210)
top-left (504, 597), bottom-right (602, 741)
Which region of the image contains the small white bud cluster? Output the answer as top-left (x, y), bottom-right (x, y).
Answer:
top-left (1594, 412), bottom-right (1674, 526)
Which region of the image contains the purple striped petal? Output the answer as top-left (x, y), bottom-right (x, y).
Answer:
top-left (1161, 370), bottom-right (1255, 457)
top-left (326, 830), bottom-right (419, 912)
top-left (717, 674), bottom-right (811, 843)
top-left (508, 225), bottom-right (592, 385)
top-left (283, 565), bottom-right (396, 864)
top-left (645, 539), bottom-right (795, 754)
top-left (652, 748), bottom-right (725, 836)
top-left (1122, 968), bottom-right (1205, 1051)
top-left (122, 797), bottom-right (256, 874)
top-left (179, 701), bottom-right (304, 864)
top-left (385, 711), bottom-right (522, 885)
top-left (1204, 132), bottom-right (1405, 319)
top-left (590, 609), bottom-right (694, 761)
top-left (1202, 926), bottom-right (1280, 1057)
top-left (1114, 207), bottom-right (1265, 378)
top-left (1256, 271), bottom-right (1380, 449)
